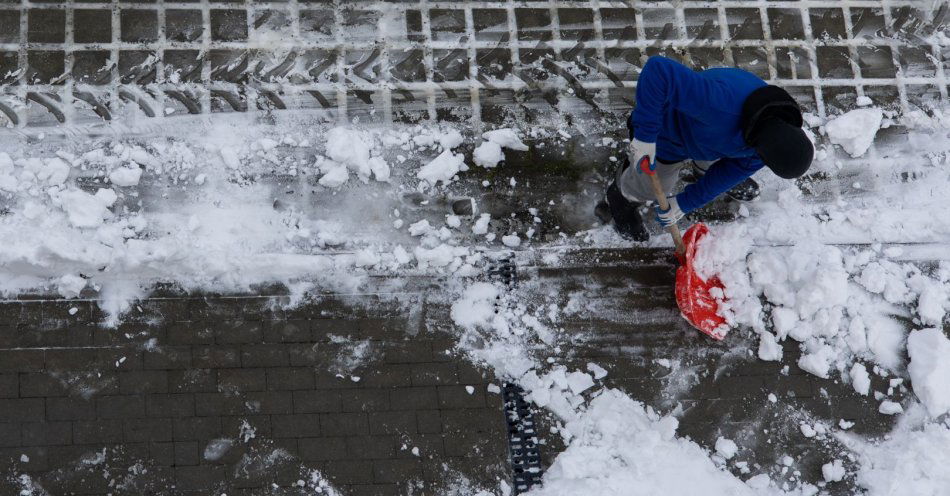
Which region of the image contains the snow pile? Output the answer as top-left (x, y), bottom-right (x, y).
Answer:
top-left (526, 389), bottom-right (760, 496)
top-left (854, 412), bottom-right (950, 496)
top-left (450, 282), bottom-right (800, 495)
top-left (473, 128), bottom-right (529, 168)
top-left (824, 108), bottom-right (883, 157)
top-left (697, 225), bottom-right (949, 381)
top-left (906, 328), bottom-right (950, 417)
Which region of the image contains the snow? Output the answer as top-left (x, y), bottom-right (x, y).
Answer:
top-left (822, 459), bottom-right (845, 482)
top-left (715, 437), bottom-right (738, 460)
top-left (825, 108), bottom-right (883, 157)
top-left (906, 328), bottom-right (950, 417)
top-left (202, 438), bottom-right (234, 461)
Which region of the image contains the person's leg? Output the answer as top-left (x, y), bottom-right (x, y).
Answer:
top-left (685, 160), bottom-right (761, 202)
top-left (601, 157), bottom-right (686, 241)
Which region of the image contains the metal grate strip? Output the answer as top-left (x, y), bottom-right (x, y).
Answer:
top-left (1, 1), bottom-right (945, 126)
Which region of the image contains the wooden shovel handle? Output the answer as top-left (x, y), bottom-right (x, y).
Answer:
top-left (647, 172), bottom-right (686, 256)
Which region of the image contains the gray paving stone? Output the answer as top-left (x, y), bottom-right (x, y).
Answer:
top-left (0, 398), bottom-right (44, 422)
top-left (272, 413), bottom-right (322, 438)
top-left (46, 397), bottom-right (96, 421)
top-left (342, 389), bottom-right (390, 412)
top-left (325, 460), bottom-right (376, 485)
top-left (298, 436), bottom-right (348, 461)
top-left (292, 390), bottom-right (342, 413)
top-left (97, 395), bottom-right (146, 419)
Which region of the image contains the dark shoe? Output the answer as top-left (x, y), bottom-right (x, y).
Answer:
top-left (605, 180), bottom-right (649, 241)
top-left (725, 177), bottom-right (760, 202)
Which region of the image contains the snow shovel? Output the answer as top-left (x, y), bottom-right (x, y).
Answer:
top-left (640, 156), bottom-right (728, 340)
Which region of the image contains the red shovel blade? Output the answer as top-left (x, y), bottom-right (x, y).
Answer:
top-left (674, 223), bottom-right (728, 340)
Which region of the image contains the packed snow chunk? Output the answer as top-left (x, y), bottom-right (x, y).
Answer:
top-left (325, 127), bottom-right (371, 177)
top-left (586, 362), bottom-right (608, 380)
top-left (413, 244), bottom-right (466, 268)
top-left (856, 421), bottom-right (950, 496)
top-left (501, 234), bottom-right (521, 248)
top-left (109, 166), bottom-right (143, 186)
top-left (450, 283), bottom-right (500, 330)
top-left (202, 438), bottom-right (234, 461)
top-left (565, 371), bottom-right (594, 395)
top-left (850, 363), bottom-right (871, 396)
top-left (445, 215), bottom-right (461, 229)
top-left (353, 249), bottom-right (380, 268)
top-left (318, 162), bottom-right (349, 188)
top-left (43, 157), bottom-right (71, 185)
top-left (472, 213), bottom-right (491, 235)
top-left (483, 129), bottom-right (529, 151)
top-left (878, 401), bottom-right (903, 415)
top-left (368, 156), bottom-right (390, 182)
top-left (473, 141), bottom-right (504, 168)
top-left (822, 460), bottom-right (845, 482)
top-left (57, 274), bottom-right (87, 298)
top-left (94, 188), bottom-right (117, 207)
top-left (825, 108), bottom-right (883, 157)
top-left (219, 148), bottom-right (241, 169)
top-left (745, 474), bottom-right (771, 490)
top-left (907, 328), bottom-right (950, 417)
top-left (417, 150), bottom-right (466, 186)
top-left (526, 389), bottom-right (756, 496)
top-left (715, 437), bottom-right (738, 460)
top-left (438, 129), bottom-right (464, 150)
top-left (408, 220), bottom-right (432, 237)
top-left (797, 345), bottom-right (834, 378)
top-left (800, 423), bottom-right (817, 438)
top-left (58, 188), bottom-right (113, 228)
top-left (757, 332), bottom-right (782, 361)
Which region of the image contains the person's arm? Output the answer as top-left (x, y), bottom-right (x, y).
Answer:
top-left (676, 157), bottom-right (763, 213)
top-left (631, 56), bottom-right (726, 143)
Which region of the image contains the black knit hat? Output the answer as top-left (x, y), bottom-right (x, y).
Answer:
top-left (742, 85), bottom-right (813, 179)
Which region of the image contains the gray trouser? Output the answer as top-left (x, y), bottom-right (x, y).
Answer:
top-left (617, 159), bottom-right (716, 203)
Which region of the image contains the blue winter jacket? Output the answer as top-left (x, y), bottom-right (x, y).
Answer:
top-left (630, 56), bottom-right (767, 213)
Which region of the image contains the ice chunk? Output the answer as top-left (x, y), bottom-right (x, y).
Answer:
top-left (472, 214), bottom-right (491, 235)
top-left (878, 401), bottom-right (903, 415)
top-left (473, 141), bottom-right (504, 168)
top-left (325, 127), bottom-right (371, 177)
top-left (57, 274), bottom-right (87, 298)
top-left (822, 459), bottom-right (845, 482)
top-left (757, 332), bottom-right (782, 361)
top-left (417, 150), bottom-right (466, 186)
top-left (318, 163), bottom-right (349, 188)
top-left (58, 189), bottom-right (113, 228)
top-left (850, 363), bottom-right (871, 396)
top-left (501, 234), bottom-right (521, 248)
top-left (586, 362), bottom-right (608, 380)
top-left (715, 437), bottom-right (738, 460)
top-left (565, 371), bottom-right (594, 395)
top-left (482, 129), bottom-right (528, 151)
top-left (825, 108), bottom-right (883, 157)
top-left (907, 328), bottom-right (950, 417)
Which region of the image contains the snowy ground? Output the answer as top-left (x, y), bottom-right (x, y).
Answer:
top-left (1, 95), bottom-right (949, 495)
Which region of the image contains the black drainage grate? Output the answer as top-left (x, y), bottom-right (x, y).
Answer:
top-left (502, 383), bottom-right (543, 494)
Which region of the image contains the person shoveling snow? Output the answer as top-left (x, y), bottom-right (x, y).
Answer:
top-left (598, 56), bottom-right (815, 338)
top-left (599, 56), bottom-right (814, 242)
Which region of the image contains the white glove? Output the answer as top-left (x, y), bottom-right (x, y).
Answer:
top-left (654, 196), bottom-right (684, 227)
top-left (626, 138), bottom-right (657, 175)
